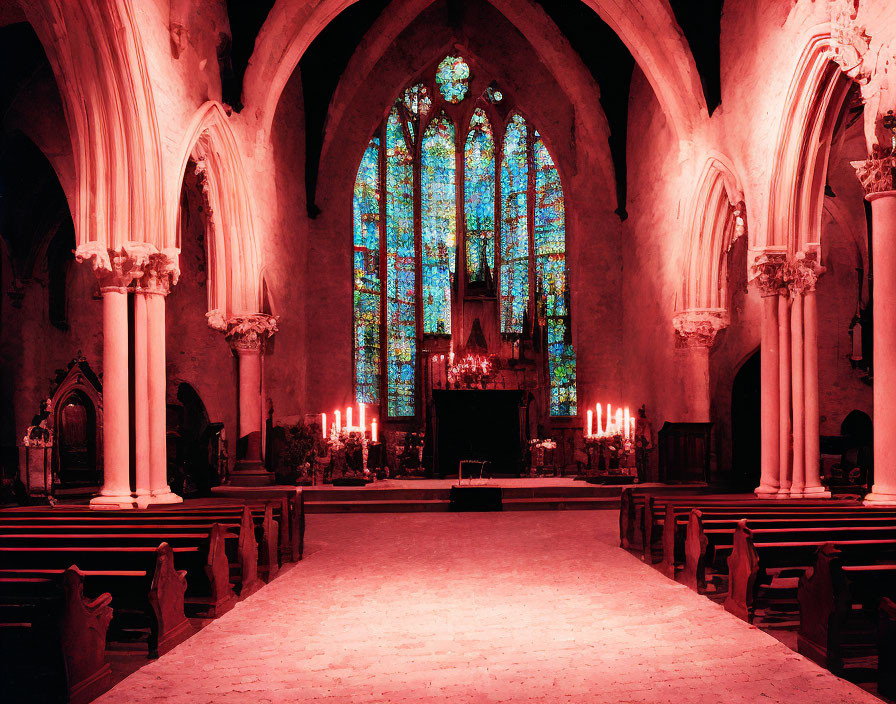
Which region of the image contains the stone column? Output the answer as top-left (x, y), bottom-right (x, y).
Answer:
top-left (776, 292), bottom-right (792, 497)
top-left (138, 252), bottom-right (182, 504)
top-left (133, 293), bottom-right (151, 507)
top-left (75, 245), bottom-right (142, 508)
top-left (790, 291), bottom-right (805, 495)
top-left (672, 310), bottom-right (728, 422)
top-left (224, 314), bottom-right (279, 486)
top-left (853, 148), bottom-right (896, 505)
top-left (754, 254), bottom-right (786, 497)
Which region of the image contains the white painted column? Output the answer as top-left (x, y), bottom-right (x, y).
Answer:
top-left (756, 265), bottom-right (784, 497)
top-left (790, 291), bottom-right (805, 496)
top-left (671, 310), bottom-right (727, 424)
top-left (802, 285), bottom-right (829, 496)
top-left (133, 293), bottom-right (152, 507)
top-left (776, 293), bottom-right (792, 497)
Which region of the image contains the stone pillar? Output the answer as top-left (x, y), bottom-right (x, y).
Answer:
top-left (138, 252), bottom-right (181, 504)
top-left (776, 292), bottom-right (792, 497)
top-left (790, 291), bottom-right (805, 495)
top-left (754, 254), bottom-right (786, 497)
top-left (853, 149), bottom-right (896, 505)
top-left (133, 293), bottom-right (151, 507)
top-left (672, 311), bottom-right (728, 423)
top-left (223, 314), bottom-right (279, 486)
top-left (75, 245), bottom-right (142, 508)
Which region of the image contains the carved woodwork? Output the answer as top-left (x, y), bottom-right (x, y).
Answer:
top-left (659, 504), bottom-right (680, 578)
top-left (237, 506), bottom-right (261, 597)
top-left (619, 488), bottom-right (634, 549)
top-left (683, 510), bottom-right (710, 592)
top-left (292, 490), bottom-right (305, 561)
top-left (260, 503), bottom-right (279, 582)
top-left (148, 542), bottom-right (195, 658)
top-left (796, 543), bottom-right (851, 674)
top-left (880, 597), bottom-right (896, 699)
top-left (60, 567), bottom-right (113, 704)
top-left (203, 523), bottom-right (237, 617)
top-left (724, 519), bottom-right (760, 622)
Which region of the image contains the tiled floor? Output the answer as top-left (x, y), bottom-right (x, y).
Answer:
top-left (96, 511), bottom-right (879, 703)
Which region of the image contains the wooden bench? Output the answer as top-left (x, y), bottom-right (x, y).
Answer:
top-left (797, 543), bottom-right (896, 674)
top-left (723, 519), bottom-right (896, 622)
top-left (0, 568), bottom-right (112, 704)
top-left (680, 509), bottom-right (896, 589)
top-left (879, 597), bottom-right (896, 699)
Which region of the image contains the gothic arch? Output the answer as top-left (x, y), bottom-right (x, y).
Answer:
top-left (764, 28), bottom-right (854, 255)
top-left (20, 0), bottom-right (165, 251)
top-left (678, 154), bottom-right (746, 315)
top-left (242, 0), bottom-right (707, 144)
top-left (171, 102), bottom-right (263, 320)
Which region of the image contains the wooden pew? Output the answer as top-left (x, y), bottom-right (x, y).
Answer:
top-left (0, 542), bottom-right (195, 658)
top-left (0, 506), bottom-right (264, 597)
top-left (0, 568), bottom-right (112, 704)
top-left (723, 519), bottom-right (896, 622)
top-left (797, 543), bottom-right (896, 674)
top-left (879, 597), bottom-right (896, 700)
top-left (680, 509), bottom-right (896, 589)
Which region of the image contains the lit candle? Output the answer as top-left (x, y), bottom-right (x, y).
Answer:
top-left (630, 416), bottom-right (637, 439)
top-left (346, 406), bottom-right (352, 431)
top-left (360, 404), bottom-right (366, 434)
top-left (586, 409), bottom-right (593, 437)
top-left (596, 404), bottom-right (602, 437)
top-left (335, 410), bottom-right (341, 434)
top-left (624, 407), bottom-right (630, 439)
top-left (607, 404), bottom-right (612, 435)
top-left (615, 409), bottom-right (623, 436)
top-left (371, 420), bottom-right (378, 443)
top-left (321, 412), bottom-right (327, 439)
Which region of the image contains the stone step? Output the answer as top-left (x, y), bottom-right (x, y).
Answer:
top-left (304, 496), bottom-right (620, 513)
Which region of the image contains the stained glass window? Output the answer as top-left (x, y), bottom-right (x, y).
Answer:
top-left (500, 113), bottom-right (529, 334)
top-left (464, 108), bottom-right (495, 284)
top-left (384, 108), bottom-right (416, 416)
top-left (352, 137), bottom-right (381, 405)
top-left (436, 56), bottom-right (470, 103)
top-left (352, 62), bottom-right (577, 419)
top-left (534, 132), bottom-right (576, 416)
top-left (421, 113), bottom-right (456, 335)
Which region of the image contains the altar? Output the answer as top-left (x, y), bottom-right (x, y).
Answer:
top-left (432, 389), bottom-right (526, 477)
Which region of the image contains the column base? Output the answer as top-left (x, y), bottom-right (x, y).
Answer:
top-left (90, 494), bottom-right (137, 510)
top-left (775, 485), bottom-right (792, 500)
top-left (754, 483), bottom-right (780, 498)
top-left (228, 461), bottom-right (275, 487)
top-left (149, 489), bottom-right (183, 505)
top-left (864, 488), bottom-right (896, 506)
top-left (797, 486), bottom-right (832, 498)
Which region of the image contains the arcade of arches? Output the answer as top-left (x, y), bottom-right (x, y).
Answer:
top-left (3, 0), bottom-right (896, 700)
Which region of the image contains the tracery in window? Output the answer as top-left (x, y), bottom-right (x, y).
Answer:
top-left (352, 56), bottom-right (577, 419)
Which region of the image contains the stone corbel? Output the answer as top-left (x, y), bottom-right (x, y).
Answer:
top-left (851, 143), bottom-right (896, 194)
top-left (751, 251), bottom-right (787, 296)
top-left (784, 251), bottom-right (826, 296)
top-left (75, 242), bottom-right (149, 291)
top-left (224, 313), bottom-right (279, 353)
top-left (136, 249), bottom-right (181, 296)
top-left (673, 310), bottom-right (729, 349)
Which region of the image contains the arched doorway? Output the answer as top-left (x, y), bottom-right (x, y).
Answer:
top-left (838, 409), bottom-right (873, 490)
top-left (731, 349), bottom-right (761, 491)
top-left (55, 390), bottom-right (98, 487)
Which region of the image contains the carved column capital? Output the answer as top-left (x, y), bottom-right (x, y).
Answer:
top-left (136, 249), bottom-right (181, 296)
top-left (222, 313), bottom-right (279, 352)
top-left (673, 310), bottom-right (729, 349)
top-left (784, 252), bottom-right (825, 296)
top-left (851, 144), bottom-right (896, 195)
top-left (751, 252), bottom-right (787, 296)
top-left (75, 242), bottom-right (149, 292)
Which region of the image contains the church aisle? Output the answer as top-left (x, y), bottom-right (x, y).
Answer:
top-left (96, 511), bottom-right (877, 704)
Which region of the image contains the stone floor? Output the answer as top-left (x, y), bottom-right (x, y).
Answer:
top-left (97, 511), bottom-right (880, 704)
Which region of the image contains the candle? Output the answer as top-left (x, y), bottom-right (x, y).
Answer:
top-left (596, 404), bottom-right (602, 437)
top-left (371, 420), bottom-right (378, 443)
top-left (630, 416), bottom-right (637, 439)
top-left (346, 406), bottom-right (352, 431)
top-left (607, 404), bottom-right (612, 435)
top-left (335, 410), bottom-right (341, 434)
top-left (615, 409), bottom-right (623, 436)
top-left (360, 404), bottom-right (366, 434)
top-left (586, 409), bottom-right (593, 437)
top-left (321, 412), bottom-right (327, 439)
top-left (624, 407), bottom-right (630, 439)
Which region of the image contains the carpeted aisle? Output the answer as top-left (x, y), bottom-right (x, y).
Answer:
top-left (96, 511), bottom-right (878, 703)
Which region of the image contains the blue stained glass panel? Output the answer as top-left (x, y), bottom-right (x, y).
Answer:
top-left (534, 132), bottom-right (576, 416)
top-left (352, 137), bottom-right (381, 405)
top-left (420, 112), bottom-right (456, 335)
top-left (464, 108), bottom-right (495, 283)
top-left (385, 108), bottom-right (416, 416)
top-left (500, 113), bottom-right (529, 334)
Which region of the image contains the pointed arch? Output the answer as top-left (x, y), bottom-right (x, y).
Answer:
top-left (22, 0), bottom-right (164, 251)
top-left (170, 102), bottom-right (262, 320)
top-left (678, 154), bottom-right (746, 315)
top-left (764, 28), bottom-right (853, 255)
